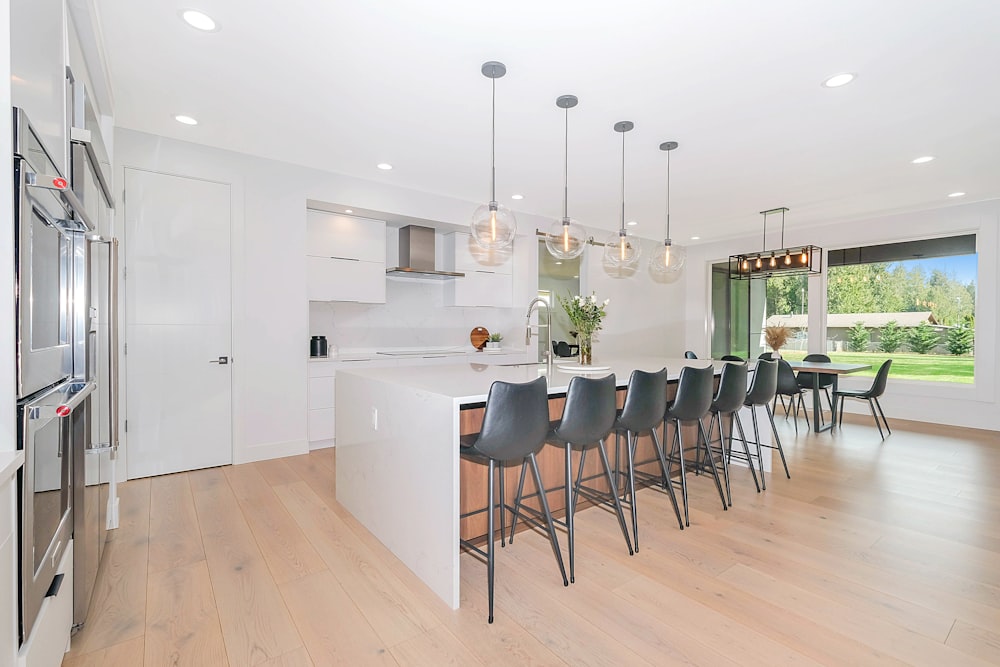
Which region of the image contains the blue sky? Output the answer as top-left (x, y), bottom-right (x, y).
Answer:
top-left (898, 254), bottom-right (978, 285)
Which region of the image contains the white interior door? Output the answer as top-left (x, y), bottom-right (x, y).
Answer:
top-left (124, 168), bottom-right (232, 478)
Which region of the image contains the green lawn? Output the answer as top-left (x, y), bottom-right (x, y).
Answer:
top-left (778, 350), bottom-right (975, 384)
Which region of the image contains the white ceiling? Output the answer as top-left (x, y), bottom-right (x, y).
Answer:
top-left (94, 0), bottom-right (1000, 243)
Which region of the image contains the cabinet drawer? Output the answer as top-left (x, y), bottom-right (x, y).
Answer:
top-left (19, 541), bottom-right (73, 667)
top-left (308, 408), bottom-right (335, 442)
top-left (308, 361), bottom-right (337, 378)
top-left (308, 376), bottom-right (335, 410)
top-left (307, 256), bottom-right (386, 303)
top-left (306, 211), bottom-right (385, 262)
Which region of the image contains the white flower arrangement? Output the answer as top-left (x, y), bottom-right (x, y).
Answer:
top-left (557, 293), bottom-right (610, 336)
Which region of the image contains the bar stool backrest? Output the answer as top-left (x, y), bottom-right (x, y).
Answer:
top-left (712, 362), bottom-right (748, 414)
top-left (472, 377), bottom-right (551, 460)
top-left (554, 374), bottom-right (618, 445)
top-left (745, 359), bottom-right (778, 406)
top-left (667, 365), bottom-right (715, 422)
top-left (618, 368), bottom-right (668, 432)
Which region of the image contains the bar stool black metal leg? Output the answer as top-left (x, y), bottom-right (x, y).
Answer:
top-left (498, 461), bottom-right (506, 548)
top-left (732, 412), bottom-right (760, 492)
top-left (650, 427), bottom-right (683, 530)
top-left (698, 420), bottom-right (728, 510)
top-left (596, 439), bottom-right (634, 555)
top-left (487, 459), bottom-right (495, 623)
top-left (765, 405), bottom-right (791, 479)
top-left (718, 414), bottom-right (732, 506)
top-left (565, 442), bottom-right (575, 584)
top-left (750, 407), bottom-right (766, 491)
top-left (624, 431), bottom-right (639, 549)
top-left (507, 460), bottom-right (529, 543)
top-left (527, 452), bottom-right (568, 587)
top-left (671, 424), bottom-right (690, 527)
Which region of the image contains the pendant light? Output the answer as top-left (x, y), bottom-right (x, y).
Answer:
top-left (545, 95), bottom-right (586, 260)
top-left (649, 141), bottom-right (686, 282)
top-left (604, 121), bottom-right (641, 268)
top-left (470, 61), bottom-right (517, 250)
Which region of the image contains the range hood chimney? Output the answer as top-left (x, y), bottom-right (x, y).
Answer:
top-left (386, 225), bottom-right (464, 279)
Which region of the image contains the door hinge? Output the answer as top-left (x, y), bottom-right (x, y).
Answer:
top-left (124, 419), bottom-right (128, 433)
top-left (124, 342), bottom-right (127, 355)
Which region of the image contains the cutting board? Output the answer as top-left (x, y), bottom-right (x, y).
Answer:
top-left (470, 327), bottom-right (490, 350)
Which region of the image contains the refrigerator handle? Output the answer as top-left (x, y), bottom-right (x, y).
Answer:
top-left (88, 235), bottom-right (120, 455)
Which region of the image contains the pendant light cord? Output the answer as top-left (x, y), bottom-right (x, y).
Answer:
top-left (665, 148), bottom-right (671, 242)
top-left (563, 107), bottom-right (569, 221)
top-left (762, 210), bottom-right (767, 252)
top-left (620, 130), bottom-right (626, 232)
top-left (780, 208), bottom-right (785, 247)
top-left (490, 75), bottom-right (496, 204)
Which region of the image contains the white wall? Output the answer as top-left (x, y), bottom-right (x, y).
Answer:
top-left (682, 201), bottom-right (1000, 432)
top-left (1, 0), bottom-right (15, 454)
top-left (113, 129), bottom-right (579, 465)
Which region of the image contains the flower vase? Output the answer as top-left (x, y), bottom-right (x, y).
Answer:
top-left (578, 333), bottom-right (593, 366)
top-left (771, 349), bottom-right (782, 360)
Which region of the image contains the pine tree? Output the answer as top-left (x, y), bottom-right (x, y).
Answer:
top-left (945, 324), bottom-right (975, 355)
top-left (847, 321), bottom-right (870, 352)
top-left (878, 320), bottom-right (905, 353)
top-left (907, 321), bottom-right (940, 354)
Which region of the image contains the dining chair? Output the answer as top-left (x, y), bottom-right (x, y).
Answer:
top-left (720, 354), bottom-right (745, 362)
top-left (774, 359), bottom-right (809, 431)
top-left (459, 377), bottom-right (568, 623)
top-left (834, 359), bottom-right (893, 439)
top-left (684, 351), bottom-right (699, 359)
top-left (796, 353), bottom-right (835, 413)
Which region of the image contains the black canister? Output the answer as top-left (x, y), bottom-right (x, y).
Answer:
top-left (310, 335), bottom-right (328, 357)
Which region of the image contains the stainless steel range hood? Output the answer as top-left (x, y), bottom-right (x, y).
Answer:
top-left (386, 225), bottom-right (464, 279)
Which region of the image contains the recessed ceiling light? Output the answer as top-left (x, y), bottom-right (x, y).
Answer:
top-left (377, 163), bottom-right (393, 170)
top-left (511, 194), bottom-right (524, 200)
top-left (180, 9), bottom-right (218, 31)
top-left (822, 72), bottom-right (855, 88)
top-left (947, 192), bottom-right (966, 198)
top-left (690, 236), bottom-right (700, 240)
top-left (174, 114), bottom-right (198, 125)
top-left (344, 209), bottom-right (354, 213)
top-left (626, 220), bottom-right (638, 226)
top-left (911, 156), bottom-right (935, 164)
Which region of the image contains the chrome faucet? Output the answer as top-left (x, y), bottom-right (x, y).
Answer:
top-left (525, 297), bottom-right (552, 367)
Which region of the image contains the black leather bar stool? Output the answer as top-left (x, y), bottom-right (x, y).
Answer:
top-left (511, 374), bottom-right (632, 584)
top-left (834, 359), bottom-right (893, 439)
top-left (660, 365), bottom-right (727, 526)
top-left (706, 361), bottom-right (759, 503)
top-left (612, 368), bottom-right (681, 548)
top-left (737, 359), bottom-right (790, 489)
top-left (797, 353), bottom-right (835, 413)
top-left (459, 377), bottom-right (568, 623)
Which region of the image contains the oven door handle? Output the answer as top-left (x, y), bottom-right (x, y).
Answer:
top-left (26, 171), bottom-right (96, 232)
top-left (33, 381), bottom-right (98, 420)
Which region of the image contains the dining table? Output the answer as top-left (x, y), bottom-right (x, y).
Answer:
top-left (786, 360), bottom-right (872, 432)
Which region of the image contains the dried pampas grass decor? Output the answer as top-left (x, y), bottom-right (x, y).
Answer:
top-left (764, 325), bottom-right (793, 352)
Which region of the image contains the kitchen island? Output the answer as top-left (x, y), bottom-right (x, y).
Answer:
top-left (335, 356), bottom-right (767, 609)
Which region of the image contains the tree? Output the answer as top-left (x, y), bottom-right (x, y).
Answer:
top-left (945, 324), bottom-right (975, 355)
top-left (907, 321), bottom-right (940, 354)
top-left (847, 321), bottom-right (870, 352)
top-left (878, 320), bottom-right (905, 353)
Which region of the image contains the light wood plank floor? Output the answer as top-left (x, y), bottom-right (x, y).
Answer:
top-left (63, 416), bottom-right (1000, 666)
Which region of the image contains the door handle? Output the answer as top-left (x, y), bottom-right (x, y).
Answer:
top-left (209, 356), bottom-right (229, 365)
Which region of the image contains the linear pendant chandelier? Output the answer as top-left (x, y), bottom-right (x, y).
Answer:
top-left (729, 207), bottom-right (822, 280)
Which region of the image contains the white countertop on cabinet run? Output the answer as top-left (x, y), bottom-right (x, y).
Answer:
top-left (0, 450), bottom-right (24, 482)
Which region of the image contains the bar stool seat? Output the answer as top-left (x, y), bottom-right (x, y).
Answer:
top-left (459, 376), bottom-right (568, 623)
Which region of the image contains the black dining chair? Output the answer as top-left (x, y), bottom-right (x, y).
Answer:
top-left (720, 354), bottom-right (745, 362)
top-left (834, 359), bottom-right (893, 439)
top-left (796, 353), bottom-right (835, 414)
top-left (459, 377), bottom-right (568, 623)
top-left (684, 351), bottom-right (699, 359)
top-left (510, 374), bottom-right (632, 584)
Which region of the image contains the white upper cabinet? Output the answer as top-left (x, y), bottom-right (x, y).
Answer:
top-left (442, 232), bottom-right (514, 308)
top-left (306, 210), bottom-right (386, 303)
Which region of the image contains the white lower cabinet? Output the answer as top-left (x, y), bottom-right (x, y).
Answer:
top-left (1, 466), bottom-right (18, 667)
top-left (308, 362), bottom-right (336, 448)
top-left (18, 542), bottom-right (73, 667)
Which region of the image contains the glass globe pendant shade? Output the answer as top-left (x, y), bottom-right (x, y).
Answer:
top-left (471, 202), bottom-right (517, 250)
top-left (604, 229), bottom-right (641, 268)
top-left (545, 218), bottom-right (586, 260)
top-left (649, 240), bottom-right (686, 282)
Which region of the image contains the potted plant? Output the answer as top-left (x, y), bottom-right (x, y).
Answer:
top-left (557, 293), bottom-right (609, 365)
top-left (485, 333), bottom-right (503, 350)
top-left (764, 325), bottom-right (792, 359)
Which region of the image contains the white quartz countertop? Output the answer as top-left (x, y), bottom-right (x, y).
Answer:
top-left (309, 346), bottom-right (527, 363)
top-left (336, 356), bottom-right (725, 403)
top-left (0, 450), bottom-right (25, 482)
